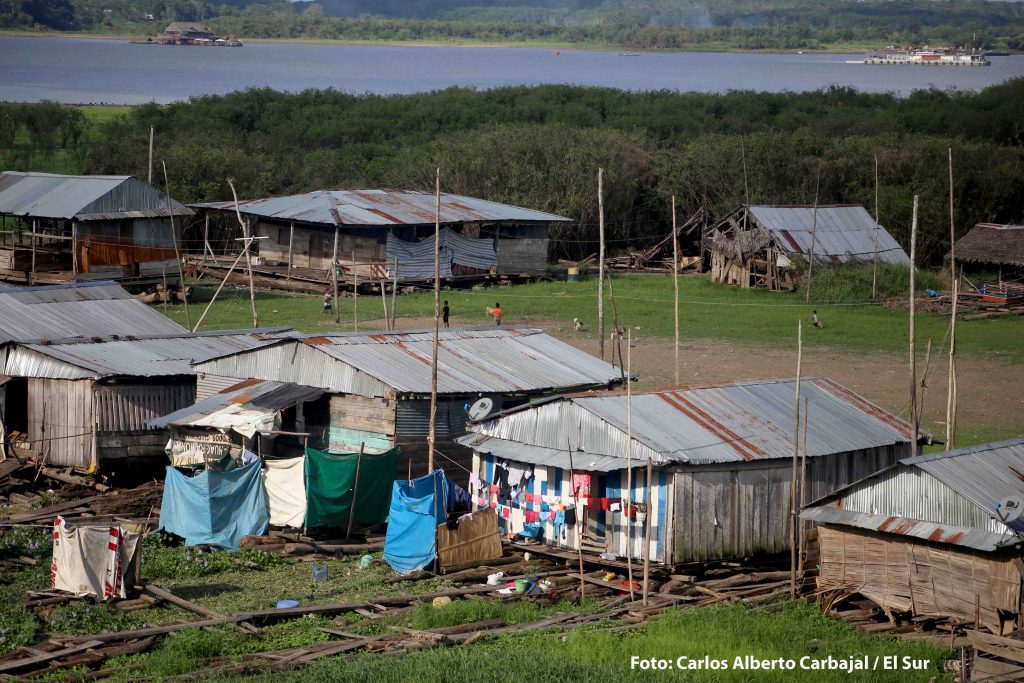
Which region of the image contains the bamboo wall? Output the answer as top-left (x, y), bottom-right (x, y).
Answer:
top-left (817, 525), bottom-right (1022, 632)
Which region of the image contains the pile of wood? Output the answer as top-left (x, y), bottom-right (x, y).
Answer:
top-left (606, 208), bottom-right (706, 273)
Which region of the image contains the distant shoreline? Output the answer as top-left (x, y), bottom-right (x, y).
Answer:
top-left (0, 28), bottom-right (885, 55)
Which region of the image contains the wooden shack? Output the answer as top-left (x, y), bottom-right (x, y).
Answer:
top-left (189, 189), bottom-right (569, 288)
top-left (803, 439), bottom-right (1024, 633)
top-left (458, 378), bottom-right (920, 564)
top-left (189, 328), bottom-right (624, 481)
top-left (707, 205), bottom-right (910, 290)
top-left (0, 172), bottom-right (192, 287)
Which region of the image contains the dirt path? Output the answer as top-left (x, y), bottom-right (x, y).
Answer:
top-left (392, 314), bottom-right (1023, 444)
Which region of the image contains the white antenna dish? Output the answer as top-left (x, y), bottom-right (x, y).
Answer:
top-left (468, 398), bottom-right (495, 422)
top-left (996, 498), bottom-right (1024, 531)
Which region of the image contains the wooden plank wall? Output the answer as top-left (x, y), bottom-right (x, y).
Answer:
top-left (27, 378), bottom-right (94, 469)
top-left (496, 238), bottom-right (548, 274)
top-left (817, 525), bottom-right (1022, 632)
top-left (93, 382), bottom-right (196, 432)
top-left (671, 444), bottom-right (907, 563)
top-left (256, 223), bottom-right (385, 271)
top-left (328, 394), bottom-right (396, 452)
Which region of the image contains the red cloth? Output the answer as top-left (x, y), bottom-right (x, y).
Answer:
top-left (601, 498), bottom-right (610, 511)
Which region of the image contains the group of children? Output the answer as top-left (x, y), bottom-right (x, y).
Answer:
top-left (322, 289), bottom-right (503, 328)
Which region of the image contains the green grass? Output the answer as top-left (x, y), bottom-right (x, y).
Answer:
top-left (242, 602), bottom-right (951, 682)
top-left (167, 267), bottom-right (1023, 361)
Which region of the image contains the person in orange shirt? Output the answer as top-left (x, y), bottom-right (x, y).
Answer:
top-left (487, 302), bottom-right (503, 326)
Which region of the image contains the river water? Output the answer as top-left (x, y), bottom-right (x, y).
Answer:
top-left (2, 36), bottom-right (1023, 103)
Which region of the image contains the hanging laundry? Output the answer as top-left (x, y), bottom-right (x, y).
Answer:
top-left (507, 462), bottom-right (533, 487)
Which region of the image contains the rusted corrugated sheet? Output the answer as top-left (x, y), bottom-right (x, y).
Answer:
top-left (0, 282), bottom-right (186, 343)
top-left (191, 189), bottom-right (570, 227)
top-left (0, 172), bottom-right (191, 220)
top-left (747, 204), bottom-right (910, 266)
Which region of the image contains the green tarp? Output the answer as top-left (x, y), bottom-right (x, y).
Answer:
top-left (304, 447), bottom-right (399, 529)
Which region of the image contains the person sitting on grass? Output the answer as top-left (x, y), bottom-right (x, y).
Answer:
top-left (811, 310), bottom-right (823, 329)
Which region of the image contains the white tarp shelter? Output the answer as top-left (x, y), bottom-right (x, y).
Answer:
top-left (51, 516), bottom-right (142, 600)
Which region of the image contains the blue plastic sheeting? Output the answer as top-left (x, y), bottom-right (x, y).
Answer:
top-left (383, 470), bottom-right (448, 574)
top-left (159, 462), bottom-right (269, 550)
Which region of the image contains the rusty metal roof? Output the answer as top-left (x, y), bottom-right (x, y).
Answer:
top-left (464, 377), bottom-right (914, 466)
top-left (190, 189), bottom-right (570, 227)
top-left (803, 438), bottom-right (1024, 551)
top-left (5, 328), bottom-right (290, 379)
top-left (0, 172), bottom-right (191, 221)
top-left (746, 204), bottom-right (910, 266)
top-left (146, 379), bottom-right (324, 437)
top-left (0, 281), bottom-right (186, 343)
top-left (193, 327), bottom-right (623, 397)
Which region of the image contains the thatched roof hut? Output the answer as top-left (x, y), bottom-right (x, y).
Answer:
top-left (951, 223), bottom-right (1024, 267)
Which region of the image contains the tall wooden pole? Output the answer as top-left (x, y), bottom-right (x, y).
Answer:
top-left (30, 218), bottom-right (36, 283)
top-left (286, 221), bottom-right (294, 281)
top-left (227, 180), bottom-right (258, 328)
top-left (71, 220), bottom-right (78, 278)
top-left (379, 272), bottom-right (389, 331)
top-left (642, 452), bottom-right (653, 607)
top-left (798, 397), bottom-right (809, 572)
top-left (390, 257), bottom-right (399, 330)
top-left (872, 154), bottom-right (880, 300)
top-left (427, 168), bottom-right (441, 473)
top-left (805, 164), bottom-right (820, 303)
top-left (353, 270), bottom-right (359, 332)
top-left (566, 439), bottom-right (585, 598)
top-left (148, 126), bottom-right (154, 185)
top-left (909, 195), bottom-right (919, 454)
top-left (672, 195), bottom-right (680, 386)
top-left (946, 148), bottom-right (958, 451)
top-left (605, 271), bottom-right (625, 381)
top-left (597, 168), bottom-right (606, 360)
top-left (192, 239), bottom-right (252, 332)
top-left (345, 443), bottom-right (365, 541)
top-left (203, 214), bottom-right (212, 262)
top-left (790, 320), bottom-right (803, 598)
top-left (625, 329), bottom-right (635, 602)
top-left (162, 161), bottom-right (190, 329)
top-left (331, 226), bottom-right (340, 325)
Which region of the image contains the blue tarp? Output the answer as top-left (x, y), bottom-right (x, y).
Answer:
top-left (159, 462), bottom-right (268, 550)
top-left (383, 470), bottom-right (448, 574)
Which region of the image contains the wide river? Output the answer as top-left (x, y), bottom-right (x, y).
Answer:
top-left (2, 36), bottom-right (1023, 103)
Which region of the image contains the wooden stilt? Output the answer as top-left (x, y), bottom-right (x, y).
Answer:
top-left (672, 195), bottom-right (680, 386)
top-left (427, 168), bottom-right (441, 474)
top-left (946, 149), bottom-right (958, 451)
top-left (642, 453), bottom-right (652, 607)
top-left (597, 167), bottom-right (605, 360)
top-left (790, 320), bottom-right (803, 598)
top-left (909, 195), bottom-right (919, 454)
top-left (625, 329), bottom-right (635, 602)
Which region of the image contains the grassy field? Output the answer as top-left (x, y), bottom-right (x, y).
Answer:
top-left (169, 268), bottom-right (1022, 362)
top-left (0, 527), bottom-right (951, 682)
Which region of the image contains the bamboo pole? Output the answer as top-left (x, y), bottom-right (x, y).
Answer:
top-left (148, 126), bottom-right (154, 185)
top-left (30, 218), bottom-right (36, 283)
top-left (286, 221), bottom-right (294, 280)
top-left (805, 164), bottom-right (820, 303)
top-left (353, 269), bottom-right (359, 332)
top-left (162, 161), bottom-right (190, 329)
top-left (672, 195), bottom-right (680, 386)
top-left (227, 180), bottom-right (258, 328)
top-left (390, 257), bottom-right (398, 330)
top-left (625, 329), bottom-right (635, 602)
top-left (597, 167), bottom-right (605, 360)
top-left (872, 154), bottom-right (880, 300)
top-left (798, 397), bottom-right (809, 571)
top-left (345, 443), bottom-right (365, 542)
top-left (909, 195), bottom-right (919, 454)
top-left (918, 338), bottom-right (933, 421)
top-left (642, 453), bottom-right (653, 607)
top-left (331, 226), bottom-right (340, 325)
top-left (605, 270), bottom-right (625, 381)
top-left (790, 320), bottom-right (803, 598)
top-left (192, 240), bottom-right (253, 332)
top-left (379, 272), bottom-right (389, 331)
top-left (566, 438), bottom-right (585, 598)
top-left (947, 273), bottom-right (959, 450)
top-left (427, 168), bottom-right (441, 474)
top-left (946, 148), bottom-right (958, 451)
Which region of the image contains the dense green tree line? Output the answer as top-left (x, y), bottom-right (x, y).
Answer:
top-left (5, 0), bottom-right (1023, 51)
top-left (3, 82), bottom-right (1022, 263)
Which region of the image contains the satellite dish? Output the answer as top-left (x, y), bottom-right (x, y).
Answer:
top-left (996, 498), bottom-right (1024, 532)
top-left (468, 398), bottom-right (495, 422)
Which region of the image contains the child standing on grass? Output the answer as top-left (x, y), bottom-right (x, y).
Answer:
top-left (443, 300), bottom-right (450, 328)
top-left (487, 303), bottom-right (503, 326)
top-left (322, 289), bottom-right (332, 316)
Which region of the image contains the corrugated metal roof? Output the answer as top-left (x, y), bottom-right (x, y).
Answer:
top-left (465, 377), bottom-right (913, 466)
top-left (147, 379), bottom-right (324, 436)
top-left (0, 281), bottom-right (186, 343)
top-left (194, 327), bottom-right (623, 396)
top-left (0, 172), bottom-right (192, 220)
top-left (747, 204), bottom-right (911, 266)
top-left (191, 189), bottom-right (570, 227)
top-left (802, 438), bottom-right (1024, 551)
top-left (455, 432), bottom-right (630, 472)
top-left (4, 328), bottom-right (290, 379)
